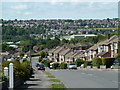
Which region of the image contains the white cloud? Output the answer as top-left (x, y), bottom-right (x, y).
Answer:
top-left (11, 4), bottom-right (27, 10)
top-left (24, 12), bottom-right (32, 15)
top-left (16, 11), bottom-right (32, 15)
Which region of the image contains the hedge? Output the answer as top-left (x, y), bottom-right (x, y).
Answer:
top-left (52, 62), bottom-right (60, 69)
top-left (92, 57), bottom-right (102, 68)
top-left (44, 60), bottom-right (50, 68)
top-left (60, 62), bottom-right (67, 69)
top-left (84, 61), bottom-right (92, 68)
top-left (102, 57), bottom-right (115, 68)
top-left (75, 59), bottom-right (85, 67)
top-left (31, 54), bottom-right (40, 57)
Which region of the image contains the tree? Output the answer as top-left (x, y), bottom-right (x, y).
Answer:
top-left (40, 51), bottom-right (46, 58)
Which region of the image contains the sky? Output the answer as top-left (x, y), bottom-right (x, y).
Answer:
top-left (0, 0), bottom-right (119, 20)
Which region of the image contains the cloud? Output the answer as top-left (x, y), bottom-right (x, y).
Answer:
top-left (16, 11), bottom-right (32, 15)
top-left (50, 0), bottom-right (64, 5)
top-left (11, 4), bottom-right (27, 10)
top-left (24, 12), bottom-right (32, 15)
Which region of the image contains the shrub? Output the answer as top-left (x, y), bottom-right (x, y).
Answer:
top-left (102, 57), bottom-right (115, 68)
top-left (52, 62), bottom-right (60, 69)
top-left (44, 60), bottom-right (50, 67)
top-left (75, 59), bottom-right (84, 67)
top-left (31, 54), bottom-right (40, 57)
top-left (83, 61), bottom-right (92, 68)
top-left (40, 60), bottom-right (46, 64)
top-left (60, 62), bottom-right (67, 69)
top-left (38, 57), bottom-right (42, 62)
top-left (2, 59), bottom-right (33, 81)
top-left (92, 57), bottom-right (102, 68)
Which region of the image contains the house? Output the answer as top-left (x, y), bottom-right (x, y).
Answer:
top-left (48, 47), bottom-right (58, 61)
top-left (59, 48), bottom-right (71, 63)
top-left (85, 35), bottom-right (118, 60)
top-left (65, 51), bottom-right (76, 63)
top-left (53, 46), bottom-right (66, 62)
top-left (97, 35), bottom-right (118, 58)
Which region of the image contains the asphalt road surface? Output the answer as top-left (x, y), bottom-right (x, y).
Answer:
top-left (48, 69), bottom-right (119, 88)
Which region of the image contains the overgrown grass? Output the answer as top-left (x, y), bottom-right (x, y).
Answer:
top-left (51, 84), bottom-right (66, 88)
top-left (49, 79), bottom-right (61, 82)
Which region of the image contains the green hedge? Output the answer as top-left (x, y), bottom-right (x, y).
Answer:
top-left (31, 54), bottom-right (40, 57)
top-left (60, 62), bottom-right (67, 69)
top-left (52, 62), bottom-right (60, 69)
top-left (92, 57), bottom-right (102, 68)
top-left (84, 61), bottom-right (92, 68)
top-left (44, 60), bottom-right (50, 68)
top-left (75, 59), bottom-right (85, 67)
top-left (102, 57), bottom-right (115, 68)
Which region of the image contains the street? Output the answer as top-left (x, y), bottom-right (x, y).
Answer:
top-left (48, 69), bottom-right (119, 88)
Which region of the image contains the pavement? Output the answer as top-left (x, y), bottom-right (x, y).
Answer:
top-left (16, 70), bottom-right (51, 89)
top-left (16, 56), bottom-right (51, 89)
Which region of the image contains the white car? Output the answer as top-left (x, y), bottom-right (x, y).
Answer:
top-left (68, 63), bottom-right (77, 70)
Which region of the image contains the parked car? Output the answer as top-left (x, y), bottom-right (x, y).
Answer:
top-left (50, 63), bottom-right (53, 69)
top-left (68, 63), bottom-right (77, 70)
top-left (113, 60), bottom-right (119, 65)
top-left (35, 62), bottom-right (40, 67)
top-left (37, 64), bottom-right (45, 70)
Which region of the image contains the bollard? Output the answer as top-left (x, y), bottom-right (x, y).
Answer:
top-left (4, 67), bottom-right (8, 77)
top-left (9, 63), bottom-right (14, 89)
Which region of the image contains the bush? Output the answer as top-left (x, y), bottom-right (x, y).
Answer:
top-left (75, 59), bottom-right (84, 67)
top-left (102, 57), bottom-right (115, 68)
top-left (31, 54), bottom-right (40, 57)
top-left (40, 60), bottom-right (46, 64)
top-left (44, 60), bottom-right (50, 68)
top-left (60, 62), bottom-right (67, 69)
top-left (2, 59), bottom-right (33, 81)
top-left (92, 57), bottom-right (102, 68)
top-left (52, 62), bottom-right (60, 69)
top-left (38, 57), bottom-right (42, 62)
top-left (83, 61), bottom-right (92, 68)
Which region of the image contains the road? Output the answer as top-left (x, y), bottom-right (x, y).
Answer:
top-left (48, 69), bottom-right (119, 88)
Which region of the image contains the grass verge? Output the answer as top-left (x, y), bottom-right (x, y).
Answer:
top-left (51, 84), bottom-right (66, 88)
top-left (49, 79), bottom-right (61, 82)
top-left (48, 75), bottom-right (56, 78)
